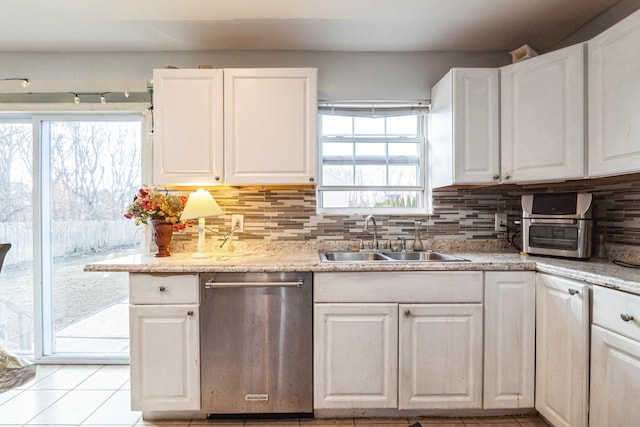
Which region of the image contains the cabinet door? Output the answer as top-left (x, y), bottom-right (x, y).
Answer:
top-left (152, 69), bottom-right (224, 186)
top-left (484, 272), bottom-right (535, 409)
top-left (535, 274), bottom-right (589, 427)
top-left (224, 68), bottom-right (317, 185)
top-left (314, 303), bottom-right (398, 409)
top-left (130, 305), bottom-right (200, 411)
top-left (590, 325), bottom-right (640, 426)
top-left (398, 304), bottom-right (483, 409)
top-left (501, 44), bottom-right (585, 183)
top-left (430, 68), bottom-right (500, 188)
top-left (588, 11), bottom-right (640, 177)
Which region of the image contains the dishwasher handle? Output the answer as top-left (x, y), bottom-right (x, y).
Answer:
top-left (204, 280), bottom-right (303, 289)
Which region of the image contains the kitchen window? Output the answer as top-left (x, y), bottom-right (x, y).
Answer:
top-left (317, 102), bottom-right (430, 214)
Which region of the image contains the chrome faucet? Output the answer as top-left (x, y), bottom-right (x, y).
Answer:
top-left (363, 215), bottom-right (379, 251)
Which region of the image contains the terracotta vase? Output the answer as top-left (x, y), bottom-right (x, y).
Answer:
top-left (151, 219), bottom-right (173, 257)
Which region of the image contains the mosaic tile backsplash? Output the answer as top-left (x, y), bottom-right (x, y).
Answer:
top-left (174, 174), bottom-right (640, 257)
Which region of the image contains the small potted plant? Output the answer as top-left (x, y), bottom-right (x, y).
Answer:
top-left (124, 187), bottom-right (190, 256)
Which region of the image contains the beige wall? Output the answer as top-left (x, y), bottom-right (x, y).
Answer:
top-left (553, 0), bottom-right (640, 49)
top-left (0, 50), bottom-right (508, 101)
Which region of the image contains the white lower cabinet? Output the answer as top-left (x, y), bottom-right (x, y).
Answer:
top-left (483, 272), bottom-right (535, 409)
top-left (590, 286), bottom-right (640, 426)
top-left (313, 272), bottom-right (483, 411)
top-left (398, 304), bottom-right (483, 409)
top-left (129, 274), bottom-right (200, 412)
top-left (130, 305), bottom-right (200, 411)
top-left (535, 273), bottom-right (590, 427)
top-left (313, 304), bottom-right (398, 409)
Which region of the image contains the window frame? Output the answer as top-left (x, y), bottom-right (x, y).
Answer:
top-left (316, 112), bottom-right (432, 215)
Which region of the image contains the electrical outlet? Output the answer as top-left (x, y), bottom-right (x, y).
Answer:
top-left (495, 213), bottom-right (508, 231)
top-left (231, 214), bottom-right (244, 232)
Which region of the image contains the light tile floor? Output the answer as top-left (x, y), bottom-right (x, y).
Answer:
top-left (0, 365), bottom-right (550, 427)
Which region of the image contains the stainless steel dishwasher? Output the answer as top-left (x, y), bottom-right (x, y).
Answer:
top-left (200, 272), bottom-right (312, 415)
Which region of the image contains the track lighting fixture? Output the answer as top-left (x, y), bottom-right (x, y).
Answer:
top-left (69, 92), bottom-right (113, 104)
top-left (1, 77), bottom-right (31, 88)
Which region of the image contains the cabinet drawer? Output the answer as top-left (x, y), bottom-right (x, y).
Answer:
top-left (314, 272), bottom-right (483, 303)
top-left (130, 273), bottom-right (199, 304)
top-left (593, 286), bottom-right (640, 342)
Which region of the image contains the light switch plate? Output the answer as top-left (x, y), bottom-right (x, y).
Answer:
top-left (231, 214), bottom-right (244, 232)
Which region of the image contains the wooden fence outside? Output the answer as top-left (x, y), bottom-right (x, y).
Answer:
top-left (0, 220), bottom-right (141, 266)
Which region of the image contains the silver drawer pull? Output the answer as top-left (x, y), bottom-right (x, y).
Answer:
top-left (187, 311), bottom-right (194, 317)
top-left (404, 310), bottom-right (411, 317)
top-left (158, 286), bottom-right (166, 292)
top-left (568, 288), bottom-right (579, 296)
top-left (205, 281), bottom-right (303, 289)
top-left (621, 313), bottom-right (634, 322)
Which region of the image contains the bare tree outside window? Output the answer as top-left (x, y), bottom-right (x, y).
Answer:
top-left (49, 121), bottom-right (141, 221)
top-left (0, 122), bottom-right (32, 223)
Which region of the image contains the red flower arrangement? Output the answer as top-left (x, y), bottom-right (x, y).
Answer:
top-left (124, 187), bottom-right (191, 230)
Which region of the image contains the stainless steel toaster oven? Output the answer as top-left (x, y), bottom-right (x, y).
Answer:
top-left (522, 193), bottom-right (593, 259)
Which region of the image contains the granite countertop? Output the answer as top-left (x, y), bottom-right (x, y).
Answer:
top-left (84, 250), bottom-right (640, 296)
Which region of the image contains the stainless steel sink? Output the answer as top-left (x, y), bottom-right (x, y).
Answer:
top-left (320, 252), bottom-right (390, 262)
top-left (380, 251), bottom-right (469, 262)
top-left (319, 251), bottom-right (469, 263)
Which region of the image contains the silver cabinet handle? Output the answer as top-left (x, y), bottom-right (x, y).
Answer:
top-left (493, 174), bottom-right (500, 180)
top-left (205, 280), bottom-right (303, 289)
top-left (504, 173), bottom-right (511, 180)
top-left (158, 286), bottom-right (166, 292)
top-left (214, 176), bottom-right (220, 181)
top-left (187, 311), bottom-right (194, 317)
top-left (309, 177), bottom-right (315, 182)
top-left (404, 309), bottom-right (411, 317)
top-left (621, 313), bottom-right (634, 322)
top-left (568, 288), bottom-right (579, 295)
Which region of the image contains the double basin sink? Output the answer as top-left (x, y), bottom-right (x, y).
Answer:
top-left (319, 250), bottom-right (469, 263)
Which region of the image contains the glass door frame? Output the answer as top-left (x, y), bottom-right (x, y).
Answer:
top-left (32, 109), bottom-right (151, 364)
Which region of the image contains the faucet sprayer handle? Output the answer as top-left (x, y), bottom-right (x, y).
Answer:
top-left (397, 236), bottom-right (407, 252)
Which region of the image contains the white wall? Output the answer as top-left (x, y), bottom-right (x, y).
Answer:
top-left (0, 50), bottom-right (508, 100)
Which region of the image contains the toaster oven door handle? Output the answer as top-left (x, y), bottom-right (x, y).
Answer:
top-left (528, 218), bottom-right (578, 225)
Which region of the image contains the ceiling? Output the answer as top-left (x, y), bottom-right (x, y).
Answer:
top-left (0, 0), bottom-right (623, 52)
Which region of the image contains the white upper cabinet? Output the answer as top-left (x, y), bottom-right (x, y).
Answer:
top-left (153, 69), bottom-right (224, 186)
top-left (430, 68), bottom-right (500, 188)
top-left (500, 44), bottom-right (585, 183)
top-left (224, 68), bottom-right (318, 185)
top-left (152, 68), bottom-right (317, 186)
top-left (588, 10), bottom-right (640, 177)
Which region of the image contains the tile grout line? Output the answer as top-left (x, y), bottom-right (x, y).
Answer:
top-left (22, 388), bottom-right (74, 426)
top-left (77, 388), bottom-right (119, 426)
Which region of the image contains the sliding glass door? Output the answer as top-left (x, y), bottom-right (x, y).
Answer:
top-left (37, 116), bottom-right (143, 361)
top-left (0, 118), bottom-right (34, 356)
